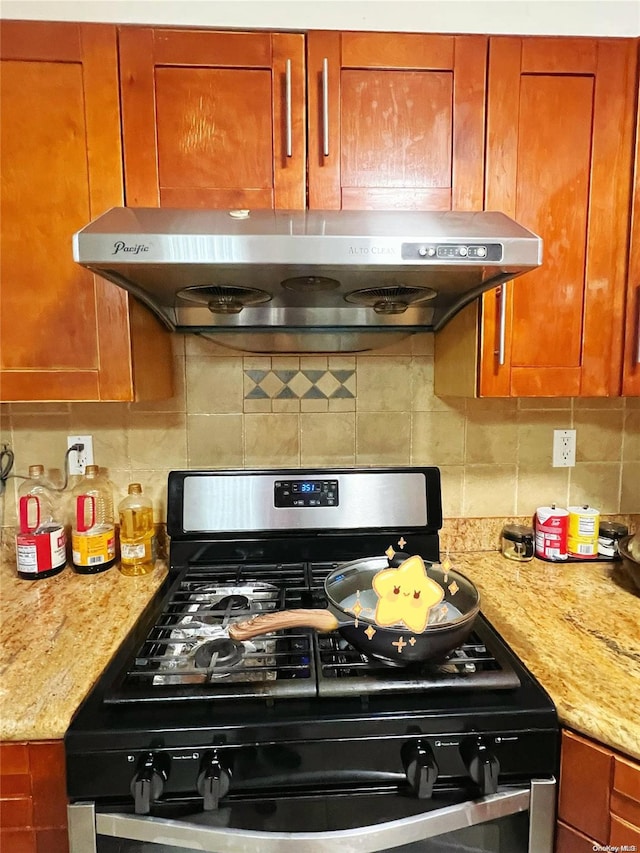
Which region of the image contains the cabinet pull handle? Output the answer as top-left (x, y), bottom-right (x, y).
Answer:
top-left (285, 59), bottom-right (292, 158)
top-left (322, 57), bottom-right (330, 157)
top-left (497, 284), bottom-right (507, 366)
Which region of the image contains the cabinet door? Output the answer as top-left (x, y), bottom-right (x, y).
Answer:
top-left (307, 32), bottom-right (486, 211)
top-left (0, 20), bottom-right (171, 402)
top-left (558, 730), bottom-right (613, 844)
top-left (119, 28), bottom-right (305, 210)
top-left (480, 37), bottom-right (636, 397)
top-left (622, 71), bottom-right (640, 396)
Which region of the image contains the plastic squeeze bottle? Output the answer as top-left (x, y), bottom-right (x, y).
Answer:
top-left (71, 465), bottom-right (116, 573)
top-left (15, 465), bottom-right (67, 580)
top-left (118, 483), bottom-right (155, 576)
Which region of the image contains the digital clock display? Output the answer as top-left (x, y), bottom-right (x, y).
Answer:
top-left (274, 479), bottom-right (339, 508)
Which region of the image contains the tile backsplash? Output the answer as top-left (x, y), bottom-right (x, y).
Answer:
top-left (1, 333), bottom-right (638, 527)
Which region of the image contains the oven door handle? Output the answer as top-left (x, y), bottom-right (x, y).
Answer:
top-left (70, 780), bottom-right (556, 853)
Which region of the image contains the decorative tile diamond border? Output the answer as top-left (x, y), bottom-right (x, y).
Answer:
top-left (245, 368), bottom-right (356, 401)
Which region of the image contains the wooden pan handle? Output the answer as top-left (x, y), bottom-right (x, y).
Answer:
top-left (229, 609), bottom-right (339, 640)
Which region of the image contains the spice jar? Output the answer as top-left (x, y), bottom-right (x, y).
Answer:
top-left (501, 524), bottom-right (535, 562)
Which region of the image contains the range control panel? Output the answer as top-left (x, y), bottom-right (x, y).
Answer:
top-left (402, 243), bottom-right (503, 261)
top-left (274, 479), bottom-right (339, 508)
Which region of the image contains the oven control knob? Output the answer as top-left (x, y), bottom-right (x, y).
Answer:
top-left (401, 740), bottom-right (438, 799)
top-left (197, 755), bottom-right (231, 811)
top-left (131, 753), bottom-right (167, 815)
top-left (461, 737), bottom-right (500, 796)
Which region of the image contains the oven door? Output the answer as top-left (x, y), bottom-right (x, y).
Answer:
top-left (68, 779), bottom-right (556, 853)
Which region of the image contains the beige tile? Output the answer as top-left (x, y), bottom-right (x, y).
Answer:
top-left (466, 397), bottom-right (518, 415)
top-left (272, 356), bottom-right (300, 372)
top-left (568, 463), bottom-right (622, 514)
top-left (465, 409), bottom-right (518, 465)
top-left (300, 413), bottom-right (355, 467)
top-left (66, 403), bottom-right (130, 470)
top-left (10, 413), bottom-right (72, 473)
top-left (438, 466), bottom-right (464, 517)
top-left (170, 333), bottom-right (186, 358)
top-left (574, 397), bottom-right (624, 410)
top-left (300, 399), bottom-right (328, 413)
top-left (515, 466), bottom-right (570, 516)
top-left (355, 357), bottom-right (412, 412)
top-left (329, 398), bottom-right (356, 413)
top-left (410, 357), bottom-right (436, 412)
top-left (517, 411), bottom-right (572, 467)
top-left (625, 397), bottom-right (640, 410)
top-left (518, 398), bottom-right (572, 410)
top-left (410, 333), bottom-right (434, 357)
top-left (623, 410), bottom-right (640, 462)
top-left (185, 335), bottom-right (243, 357)
top-left (259, 371), bottom-right (287, 398)
top-left (356, 335), bottom-right (414, 356)
top-left (620, 462), bottom-right (640, 513)
top-left (243, 356), bottom-right (272, 372)
top-left (244, 414), bottom-right (299, 467)
top-left (9, 402), bottom-right (70, 415)
top-left (273, 399), bottom-right (301, 413)
top-left (356, 413), bottom-right (411, 465)
top-left (130, 356), bottom-right (186, 414)
top-left (328, 356), bottom-right (356, 371)
top-left (299, 356), bottom-right (327, 371)
top-left (463, 465), bottom-right (518, 516)
top-left (186, 357), bottom-right (243, 414)
top-left (411, 411), bottom-right (465, 465)
top-left (186, 414), bottom-right (243, 468)
top-left (574, 411), bottom-right (624, 462)
top-left (128, 413), bottom-right (187, 470)
top-left (243, 399), bottom-right (272, 414)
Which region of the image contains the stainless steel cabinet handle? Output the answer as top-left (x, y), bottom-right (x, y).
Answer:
top-left (497, 284), bottom-right (507, 366)
top-left (322, 57), bottom-right (330, 157)
top-left (92, 787), bottom-right (532, 853)
top-left (285, 58), bottom-right (292, 158)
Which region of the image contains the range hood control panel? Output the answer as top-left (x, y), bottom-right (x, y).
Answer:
top-left (402, 243), bottom-right (503, 261)
top-left (274, 479), bottom-right (339, 508)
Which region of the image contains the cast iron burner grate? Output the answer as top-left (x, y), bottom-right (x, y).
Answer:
top-left (105, 561), bottom-right (520, 704)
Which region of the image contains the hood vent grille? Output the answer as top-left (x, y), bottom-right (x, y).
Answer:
top-left (177, 285), bottom-right (271, 315)
top-left (345, 285), bottom-right (438, 315)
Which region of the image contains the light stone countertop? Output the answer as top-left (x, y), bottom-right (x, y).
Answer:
top-left (0, 548), bottom-right (168, 741)
top-left (453, 552), bottom-right (640, 762)
top-left (0, 542), bottom-right (638, 763)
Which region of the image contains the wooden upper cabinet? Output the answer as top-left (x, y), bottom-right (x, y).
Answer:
top-left (0, 20), bottom-right (172, 402)
top-left (622, 68), bottom-right (640, 396)
top-left (119, 28), bottom-right (306, 210)
top-left (307, 32), bottom-right (487, 211)
top-left (479, 37), bottom-right (637, 397)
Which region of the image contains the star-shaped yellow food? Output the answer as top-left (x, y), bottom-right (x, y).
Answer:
top-left (372, 554), bottom-right (444, 633)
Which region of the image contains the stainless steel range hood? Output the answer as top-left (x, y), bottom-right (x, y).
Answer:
top-left (73, 208), bottom-right (542, 353)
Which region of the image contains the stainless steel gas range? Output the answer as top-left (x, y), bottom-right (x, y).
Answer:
top-left (65, 467), bottom-right (559, 853)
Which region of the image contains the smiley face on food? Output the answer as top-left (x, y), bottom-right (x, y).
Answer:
top-left (372, 555), bottom-right (444, 633)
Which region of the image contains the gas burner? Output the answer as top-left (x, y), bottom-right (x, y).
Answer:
top-left (193, 638), bottom-right (244, 676)
top-left (216, 594), bottom-right (251, 611)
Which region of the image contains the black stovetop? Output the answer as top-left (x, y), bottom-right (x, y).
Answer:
top-left (65, 468), bottom-right (559, 805)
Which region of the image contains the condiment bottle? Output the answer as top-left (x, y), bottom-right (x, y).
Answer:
top-left (71, 465), bottom-right (116, 574)
top-left (118, 483), bottom-right (155, 576)
top-left (15, 465), bottom-right (67, 580)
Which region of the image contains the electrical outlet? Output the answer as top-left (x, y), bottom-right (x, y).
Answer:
top-left (552, 429), bottom-right (576, 468)
top-left (67, 435), bottom-right (94, 475)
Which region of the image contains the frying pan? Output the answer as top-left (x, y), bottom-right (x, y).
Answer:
top-left (229, 555), bottom-right (480, 665)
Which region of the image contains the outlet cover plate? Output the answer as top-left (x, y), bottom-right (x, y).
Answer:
top-left (67, 435), bottom-right (94, 475)
top-left (552, 429), bottom-right (576, 467)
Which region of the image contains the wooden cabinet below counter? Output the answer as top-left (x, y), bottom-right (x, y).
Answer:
top-left (0, 740), bottom-right (68, 853)
top-left (557, 730), bottom-right (640, 852)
